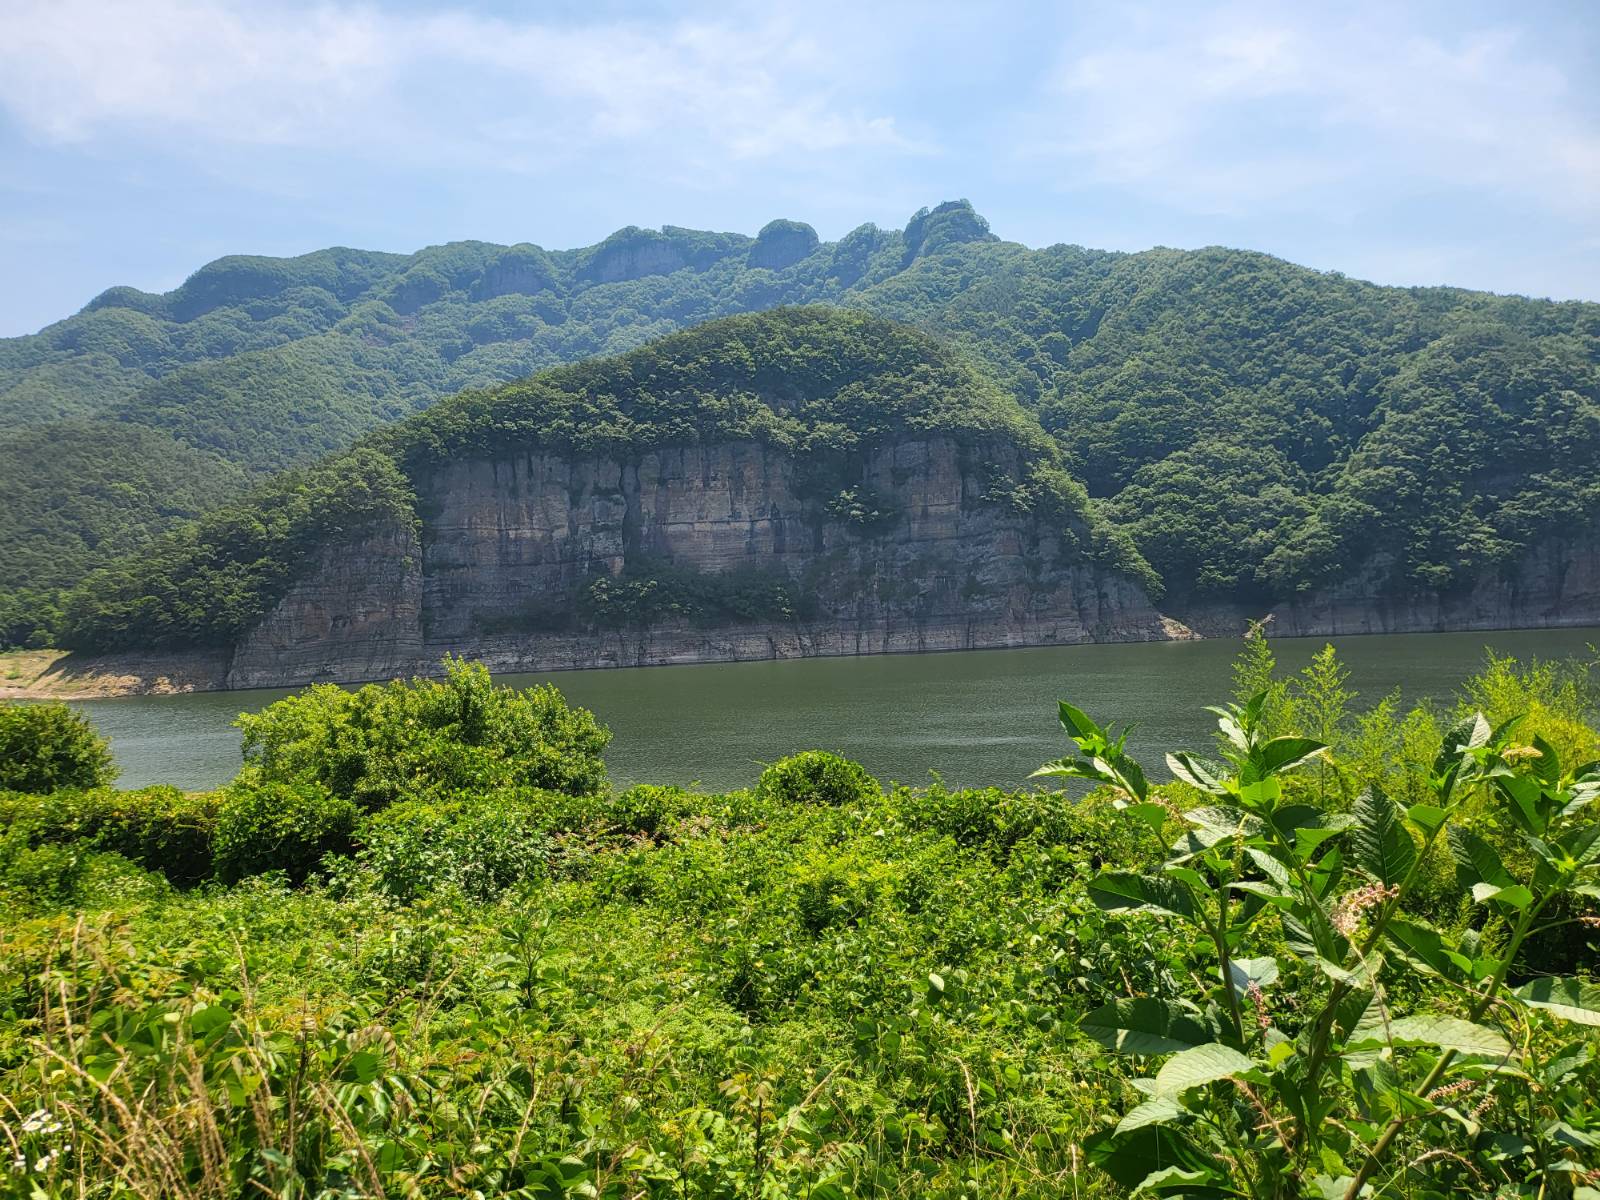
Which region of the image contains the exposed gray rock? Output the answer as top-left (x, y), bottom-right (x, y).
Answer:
top-left (225, 435), bottom-right (1173, 686)
top-left (748, 220), bottom-right (820, 270)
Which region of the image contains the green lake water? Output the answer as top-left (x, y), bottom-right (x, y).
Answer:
top-left (69, 627), bottom-right (1599, 793)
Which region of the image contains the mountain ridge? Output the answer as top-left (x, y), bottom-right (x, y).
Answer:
top-left (3, 200), bottom-right (1598, 652)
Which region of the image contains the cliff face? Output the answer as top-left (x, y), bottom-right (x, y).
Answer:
top-left (214, 438), bottom-right (1600, 692)
top-left (224, 436), bottom-right (1173, 687)
top-left (1180, 537), bottom-right (1600, 639)
top-left (228, 521), bottom-right (424, 688)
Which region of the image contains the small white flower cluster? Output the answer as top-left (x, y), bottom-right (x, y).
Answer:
top-left (9, 1151), bottom-right (59, 1175)
top-left (20, 1110), bottom-right (63, 1136)
top-left (11, 1109), bottom-right (69, 1175)
top-left (1331, 882), bottom-right (1400, 938)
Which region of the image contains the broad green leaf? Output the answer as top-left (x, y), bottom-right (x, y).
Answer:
top-left (1530, 734), bottom-right (1561, 784)
top-left (190, 1005), bottom-right (233, 1037)
top-left (1405, 803), bottom-right (1448, 836)
top-left (1254, 736), bottom-right (1328, 779)
top-left (1470, 882), bottom-right (1533, 909)
top-left (1031, 755), bottom-right (1109, 784)
top-left (1058, 701), bottom-right (1103, 740)
top-left (1559, 824), bottom-right (1600, 870)
top-left (1185, 805), bottom-right (1263, 842)
top-left (1115, 1094), bottom-right (1185, 1134)
top-left (1089, 872), bottom-right (1197, 923)
top-left (1154, 1043), bottom-right (1255, 1097)
top-left (1080, 997), bottom-right (1216, 1055)
top-left (1083, 1125), bottom-right (1215, 1191)
top-left (1238, 777), bottom-right (1282, 807)
top-left (1448, 826), bottom-right (1514, 891)
top-left (1204, 705), bottom-right (1249, 753)
top-left (1513, 978), bottom-right (1600, 1026)
top-left (1385, 919), bottom-right (1470, 981)
top-left (1166, 752), bottom-right (1227, 794)
top-left (1133, 1165), bottom-right (1214, 1194)
top-left (1350, 1017), bottom-right (1510, 1062)
top-left (1350, 787), bottom-right (1417, 886)
top-left (1496, 773), bottom-right (1545, 835)
top-left (1348, 1015), bottom-right (1512, 1057)
top-left (1275, 804), bottom-right (1353, 855)
top-left (1245, 848), bottom-right (1291, 888)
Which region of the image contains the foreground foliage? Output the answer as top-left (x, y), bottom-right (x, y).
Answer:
top-left (0, 644), bottom-right (1597, 1198)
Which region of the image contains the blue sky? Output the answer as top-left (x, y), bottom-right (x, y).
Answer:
top-left (2, 0), bottom-right (1597, 337)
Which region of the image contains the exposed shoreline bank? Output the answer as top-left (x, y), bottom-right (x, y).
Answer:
top-left (8, 608), bottom-right (1599, 702)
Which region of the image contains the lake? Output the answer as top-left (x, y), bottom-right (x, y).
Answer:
top-left (69, 627), bottom-right (1599, 793)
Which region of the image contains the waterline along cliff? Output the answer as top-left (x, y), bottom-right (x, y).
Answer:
top-left (41, 305), bottom-right (1600, 693)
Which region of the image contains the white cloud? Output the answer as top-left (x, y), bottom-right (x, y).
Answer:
top-left (1035, 3), bottom-right (1600, 220)
top-left (0, 0), bottom-right (918, 167)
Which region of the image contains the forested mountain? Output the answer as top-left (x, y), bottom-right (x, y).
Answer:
top-left (4, 200), bottom-right (1598, 649)
top-left (59, 308), bottom-right (1154, 655)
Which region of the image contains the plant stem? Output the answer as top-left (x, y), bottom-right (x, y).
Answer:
top-left (1213, 886), bottom-right (1247, 1046)
top-left (1341, 899), bottom-right (1542, 1200)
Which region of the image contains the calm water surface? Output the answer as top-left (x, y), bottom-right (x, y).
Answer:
top-left (71, 628), bottom-right (1600, 792)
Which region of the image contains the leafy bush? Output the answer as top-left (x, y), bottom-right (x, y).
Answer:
top-left (894, 779), bottom-right (1138, 863)
top-left (213, 780), bottom-right (358, 883)
top-left (0, 785), bottom-right (220, 886)
top-left (356, 792), bottom-right (552, 902)
top-left (0, 831), bottom-right (87, 911)
top-left (236, 656), bottom-right (610, 808)
top-left (756, 750), bottom-right (879, 807)
top-left (0, 701), bottom-right (116, 793)
top-left (603, 783), bottom-right (693, 838)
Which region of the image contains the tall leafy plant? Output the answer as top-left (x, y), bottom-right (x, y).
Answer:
top-left (1037, 694), bottom-right (1600, 1198)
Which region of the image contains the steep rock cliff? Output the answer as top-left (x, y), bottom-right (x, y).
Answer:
top-left (1181, 536), bottom-right (1600, 639)
top-left (226, 435), bottom-right (1172, 686)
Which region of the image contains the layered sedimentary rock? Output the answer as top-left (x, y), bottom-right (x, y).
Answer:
top-left (225, 436), bottom-right (1172, 687)
top-left (1179, 537), bottom-right (1600, 639)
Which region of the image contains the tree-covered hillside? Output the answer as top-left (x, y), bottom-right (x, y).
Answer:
top-left (60, 309), bottom-right (1149, 653)
top-left (4, 200), bottom-right (1599, 648)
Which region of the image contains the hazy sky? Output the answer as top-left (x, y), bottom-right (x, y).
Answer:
top-left (2, 0), bottom-right (1597, 336)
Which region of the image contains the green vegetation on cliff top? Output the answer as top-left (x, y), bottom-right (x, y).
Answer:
top-left (4, 200), bottom-right (1600, 648)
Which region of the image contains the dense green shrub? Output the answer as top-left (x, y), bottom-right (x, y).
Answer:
top-left (236, 656), bottom-right (610, 808)
top-left (213, 780), bottom-right (358, 884)
top-left (0, 785), bottom-right (220, 885)
top-left (0, 701), bottom-right (116, 793)
top-left (356, 792), bottom-right (553, 902)
top-left (756, 750), bottom-right (879, 807)
top-left (893, 780), bottom-right (1138, 863)
top-left (0, 830), bottom-right (88, 911)
top-left (601, 783), bottom-right (694, 838)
